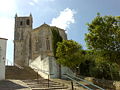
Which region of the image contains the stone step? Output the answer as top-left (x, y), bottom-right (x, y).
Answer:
top-left (22, 79), bottom-right (68, 90)
top-left (5, 66), bottom-right (38, 80)
top-left (5, 66), bottom-right (69, 89)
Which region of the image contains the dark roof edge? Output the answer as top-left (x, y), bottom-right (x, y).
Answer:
top-left (32, 23), bottom-right (50, 31)
top-left (0, 38), bottom-right (8, 40)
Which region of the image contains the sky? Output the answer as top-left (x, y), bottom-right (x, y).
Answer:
top-left (0, 0), bottom-right (120, 64)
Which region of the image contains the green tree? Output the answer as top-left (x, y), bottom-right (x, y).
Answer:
top-left (85, 13), bottom-right (120, 51)
top-left (85, 13), bottom-right (120, 79)
top-left (85, 13), bottom-right (120, 63)
top-left (79, 50), bottom-right (120, 80)
top-left (79, 50), bottom-right (95, 76)
top-left (56, 40), bottom-right (84, 71)
top-left (93, 58), bottom-right (119, 80)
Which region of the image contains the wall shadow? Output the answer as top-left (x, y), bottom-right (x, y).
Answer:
top-left (0, 80), bottom-right (29, 90)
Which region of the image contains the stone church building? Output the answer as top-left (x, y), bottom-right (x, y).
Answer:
top-left (14, 14), bottom-right (73, 78)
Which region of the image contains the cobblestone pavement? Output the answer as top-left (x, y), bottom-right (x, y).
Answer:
top-left (0, 79), bottom-right (31, 90)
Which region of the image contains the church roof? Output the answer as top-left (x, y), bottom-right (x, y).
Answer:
top-left (32, 23), bottom-right (66, 32)
top-left (32, 23), bottom-right (50, 32)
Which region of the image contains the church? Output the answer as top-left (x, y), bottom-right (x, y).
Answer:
top-left (14, 14), bottom-right (73, 78)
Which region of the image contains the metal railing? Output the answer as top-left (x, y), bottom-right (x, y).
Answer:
top-left (30, 64), bottom-right (53, 87)
top-left (14, 63), bottom-right (24, 69)
top-left (63, 74), bottom-right (105, 90)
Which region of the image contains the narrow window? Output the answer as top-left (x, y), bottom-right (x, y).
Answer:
top-left (35, 40), bottom-right (38, 51)
top-left (26, 19), bottom-right (30, 25)
top-left (21, 30), bottom-right (23, 40)
top-left (39, 40), bottom-right (42, 48)
top-left (46, 38), bottom-right (50, 50)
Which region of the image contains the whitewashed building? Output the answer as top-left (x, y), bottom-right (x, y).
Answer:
top-left (0, 38), bottom-right (7, 80)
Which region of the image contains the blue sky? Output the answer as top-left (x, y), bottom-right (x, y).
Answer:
top-left (0, 0), bottom-right (120, 64)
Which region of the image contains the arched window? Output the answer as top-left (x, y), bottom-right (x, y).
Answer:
top-left (26, 19), bottom-right (30, 25)
top-left (39, 40), bottom-right (42, 48)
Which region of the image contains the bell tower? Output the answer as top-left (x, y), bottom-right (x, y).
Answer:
top-left (14, 14), bottom-right (33, 66)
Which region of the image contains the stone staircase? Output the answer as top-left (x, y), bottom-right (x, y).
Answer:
top-left (22, 79), bottom-right (68, 90)
top-left (5, 66), bottom-right (69, 90)
top-left (5, 66), bottom-right (37, 80)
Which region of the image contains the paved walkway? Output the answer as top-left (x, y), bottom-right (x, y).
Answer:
top-left (0, 79), bottom-right (88, 90)
top-left (0, 79), bottom-right (31, 90)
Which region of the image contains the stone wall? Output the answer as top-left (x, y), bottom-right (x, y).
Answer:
top-left (49, 57), bottom-right (59, 78)
top-left (31, 24), bottom-right (53, 60)
top-left (29, 55), bottom-right (74, 79)
top-left (14, 15), bottom-right (32, 66)
top-left (29, 55), bottom-right (50, 79)
top-left (29, 56), bottom-right (59, 79)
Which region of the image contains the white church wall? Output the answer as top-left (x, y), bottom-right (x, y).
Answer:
top-left (29, 55), bottom-right (50, 79)
top-left (29, 55), bottom-right (74, 79)
top-left (48, 56), bottom-right (74, 79)
top-left (0, 38), bottom-right (7, 80)
top-left (29, 56), bottom-right (61, 79)
top-left (49, 57), bottom-right (59, 78)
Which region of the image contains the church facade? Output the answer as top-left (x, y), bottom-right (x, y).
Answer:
top-left (14, 14), bottom-right (73, 78)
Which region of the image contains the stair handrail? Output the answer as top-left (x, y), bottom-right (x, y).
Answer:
top-left (64, 74), bottom-right (105, 90)
top-left (14, 63), bottom-right (24, 69)
top-left (64, 74), bottom-right (92, 90)
top-left (30, 64), bottom-right (54, 87)
top-left (68, 74), bottom-right (105, 90)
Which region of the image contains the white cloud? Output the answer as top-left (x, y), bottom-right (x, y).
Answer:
top-left (29, 2), bottom-right (35, 6)
top-left (47, 0), bottom-right (55, 1)
top-left (0, 0), bottom-right (17, 63)
top-left (0, 0), bottom-right (16, 40)
top-left (0, 0), bottom-right (16, 13)
top-left (29, 0), bottom-right (55, 5)
top-left (29, 0), bottom-right (39, 6)
top-left (50, 8), bottom-right (76, 30)
top-left (0, 17), bottom-right (14, 40)
top-left (33, 0), bottom-right (39, 3)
